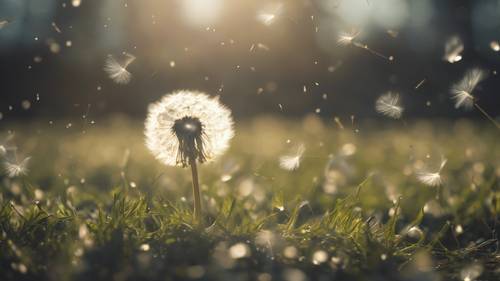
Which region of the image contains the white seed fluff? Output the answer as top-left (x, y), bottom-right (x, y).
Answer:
top-left (279, 144), bottom-right (305, 171)
top-left (375, 92), bottom-right (404, 119)
top-left (103, 53), bottom-right (136, 84)
top-left (4, 157), bottom-right (30, 178)
top-left (416, 159), bottom-right (447, 187)
top-left (443, 36), bottom-right (464, 63)
top-left (144, 90), bottom-right (234, 166)
top-left (450, 68), bottom-right (488, 110)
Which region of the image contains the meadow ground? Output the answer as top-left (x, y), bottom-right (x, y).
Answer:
top-left (0, 115), bottom-right (499, 281)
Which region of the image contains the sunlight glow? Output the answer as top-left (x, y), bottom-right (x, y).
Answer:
top-left (181, 0), bottom-right (223, 27)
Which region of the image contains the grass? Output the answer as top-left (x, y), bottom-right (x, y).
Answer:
top-left (0, 115), bottom-right (499, 281)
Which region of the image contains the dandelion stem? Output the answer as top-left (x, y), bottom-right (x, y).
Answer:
top-left (189, 158), bottom-right (202, 223)
top-left (474, 103), bottom-right (500, 130)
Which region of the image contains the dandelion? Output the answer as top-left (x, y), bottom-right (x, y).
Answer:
top-left (443, 36), bottom-right (464, 63)
top-left (451, 68), bottom-right (500, 129)
top-left (375, 92), bottom-right (404, 119)
top-left (4, 157), bottom-right (30, 178)
top-left (103, 53), bottom-right (136, 84)
top-left (279, 144), bottom-right (305, 171)
top-left (145, 90), bottom-right (234, 221)
top-left (416, 158), bottom-right (447, 187)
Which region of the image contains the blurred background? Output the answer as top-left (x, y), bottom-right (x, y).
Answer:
top-left (0, 0), bottom-right (499, 122)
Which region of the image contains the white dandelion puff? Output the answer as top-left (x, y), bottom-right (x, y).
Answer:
top-left (145, 90), bottom-right (234, 167)
top-left (450, 68), bottom-right (487, 110)
top-left (104, 53), bottom-right (136, 84)
top-left (145, 90), bottom-right (234, 221)
top-left (443, 36), bottom-right (464, 63)
top-left (375, 92), bottom-right (404, 119)
top-left (4, 157), bottom-right (30, 178)
top-left (416, 158), bottom-right (447, 187)
top-left (279, 144), bottom-right (305, 171)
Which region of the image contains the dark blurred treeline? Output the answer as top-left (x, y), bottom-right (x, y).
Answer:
top-left (0, 0), bottom-right (499, 121)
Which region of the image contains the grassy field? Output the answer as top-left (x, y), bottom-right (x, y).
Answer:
top-left (1, 115), bottom-right (499, 281)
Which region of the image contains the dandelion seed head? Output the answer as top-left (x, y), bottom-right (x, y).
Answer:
top-left (145, 90), bottom-right (234, 167)
top-left (451, 68), bottom-right (488, 110)
top-left (279, 144), bottom-right (305, 171)
top-left (375, 92), bottom-right (404, 119)
top-left (4, 157), bottom-right (30, 178)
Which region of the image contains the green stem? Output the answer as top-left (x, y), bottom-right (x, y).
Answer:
top-left (189, 158), bottom-right (202, 223)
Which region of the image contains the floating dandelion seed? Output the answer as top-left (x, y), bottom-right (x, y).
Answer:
top-left (279, 144), bottom-right (305, 171)
top-left (0, 19), bottom-right (11, 30)
top-left (337, 29), bottom-right (360, 46)
top-left (375, 92), bottom-right (404, 119)
top-left (338, 29), bottom-right (393, 61)
top-left (416, 159), bottom-right (447, 187)
top-left (104, 53), bottom-right (136, 84)
top-left (256, 3), bottom-right (283, 26)
top-left (4, 157), bottom-right (30, 178)
top-left (450, 68), bottom-right (487, 110)
top-left (451, 68), bottom-right (500, 129)
top-left (490, 40), bottom-right (500, 52)
top-left (443, 36), bottom-right (464, 63)
top-left (145, 90), bottom-right (234, 221)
